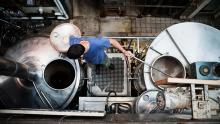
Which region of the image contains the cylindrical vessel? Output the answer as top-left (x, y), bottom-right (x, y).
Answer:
top-left (133, 63), bottom-right (146, 93)
top-left (0, 36), bottom-right (83, 109)
top-left (157, 91), bottom-right (191, 110)
top-left (144, 22), bottom-right (220, 90)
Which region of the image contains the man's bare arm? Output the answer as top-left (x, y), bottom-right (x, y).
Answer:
top-left (109, 38), bottom-right (133, 57)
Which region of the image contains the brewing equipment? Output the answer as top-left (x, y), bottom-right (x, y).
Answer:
top-left (0, 36), bottom-right (83, 109)
top-left (143, 22), bottom-right (220, 90)
top-left (135, 22), bottom-right (220, 116)
top-left (156, 91), bottom-right (191, 110)
top-left (0, 22), bottom-right (220, 120)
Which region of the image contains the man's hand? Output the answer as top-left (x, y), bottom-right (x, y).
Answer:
top-left (123, 50), bottom-right (134, 58)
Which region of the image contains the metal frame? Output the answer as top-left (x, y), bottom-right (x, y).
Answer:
top-left (79, 97), bottom-right (136, 112)
top-left (108, 36), bottom-right (155, 53)
top-left (191, 84), bottom-right (211, 119)
top-left (8, 0), bottom-right (69, 20)
top-left (87, 53), bottom-right (130, 96)
top-left (0, 109), bottom-right (105, 117)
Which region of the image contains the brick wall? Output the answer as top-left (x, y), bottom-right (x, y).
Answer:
top-left (39, 16), bottom-right (215, 37)
top-left (130, 16), bottom-right (213, 36)
top-left (68, 16), bottom-right (214, 37)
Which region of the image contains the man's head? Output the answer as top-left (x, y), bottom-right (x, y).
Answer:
top-left (67, 44), bottom-right (85, 59)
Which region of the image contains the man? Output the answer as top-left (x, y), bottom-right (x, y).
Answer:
top-left (67, 36), bottom-right (132, 67)
top-left (50, 23), bottom-right (132, 70)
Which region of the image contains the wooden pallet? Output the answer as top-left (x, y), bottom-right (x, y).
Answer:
top-left (155, 78), bottom-right (220, 86)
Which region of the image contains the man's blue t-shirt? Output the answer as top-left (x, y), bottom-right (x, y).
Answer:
top-left (69, 36), bottom-right (110, 64)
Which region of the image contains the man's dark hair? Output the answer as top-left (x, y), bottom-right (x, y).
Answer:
top-left (67, 44), bottom-right (85, 59)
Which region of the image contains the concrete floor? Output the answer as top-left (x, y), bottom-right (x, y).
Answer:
top-left (1, 113), bottom-right (220, 124)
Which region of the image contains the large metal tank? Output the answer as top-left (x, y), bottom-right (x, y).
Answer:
top-left (0, 36), bottom-right (83, 109)
top-left (142, 22), bottom-right (220, 90)
top-left (135, 22), bottom-right (220, 113)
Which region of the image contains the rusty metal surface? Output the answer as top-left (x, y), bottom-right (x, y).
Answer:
top-left (151, 55), bottom-right (186, 89)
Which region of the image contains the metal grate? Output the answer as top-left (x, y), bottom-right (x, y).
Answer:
top-left (91, 57), bottom-right (124, 92)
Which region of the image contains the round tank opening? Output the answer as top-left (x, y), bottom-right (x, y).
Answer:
top-left (44, 59), bottom-right (75, 90)
top-left (213, 63), bottom-right (220, 77)
top-left (151, 56), bottom-right (186, 87)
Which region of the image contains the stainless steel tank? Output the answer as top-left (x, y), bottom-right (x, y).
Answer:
top-left (0, 36), bottom-right (83, 109)
top-left (143, 22), bottom-right (220, 90)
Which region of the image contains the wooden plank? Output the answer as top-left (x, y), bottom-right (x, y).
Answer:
top-left (155, 78), bottom-right (220, 86)
top-left (155, 79), bottom-right (169, 85)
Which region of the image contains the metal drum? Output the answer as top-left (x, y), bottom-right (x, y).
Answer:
top-left (143, 22), bottom-right (220, 90)
top-left (0, 36), bottom-right (83, 109)
top-left (133, 63), bottom-right (146, 93)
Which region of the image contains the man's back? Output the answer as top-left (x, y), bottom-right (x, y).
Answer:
top-left (69, 37), bottom-right (110, 64)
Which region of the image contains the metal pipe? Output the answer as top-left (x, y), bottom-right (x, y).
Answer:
top-left (108, 36), bottom-right (155, 39)
top-left (137, 38), bottom-right (140, 53)
top-left (41, 91), bottom-right (54, 110)
top-left (105, 91), bottom-right (117, 112)
top-left (54, 0), bottom-right (69, 20)
top-left (188, 0), bottom-right (212, 19)
top-left (104, 5), bottom-right (185, 9)
top-left (0, 57), bottom-right (35, 81)
top-left (0, 19), bottom-right (21, 29)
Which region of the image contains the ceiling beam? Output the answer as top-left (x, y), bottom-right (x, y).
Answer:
top-left (152, 0), bottom-right (164, 15)
top-left (214, 7), bottom-right (220, 18)
top-left (180, 0), bottom-right (212, 19)
top-left (215, 11), bottom-right (220, 18)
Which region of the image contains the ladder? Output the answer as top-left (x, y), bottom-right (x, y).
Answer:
top-left (190, 84), bottom-right (211, 119)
